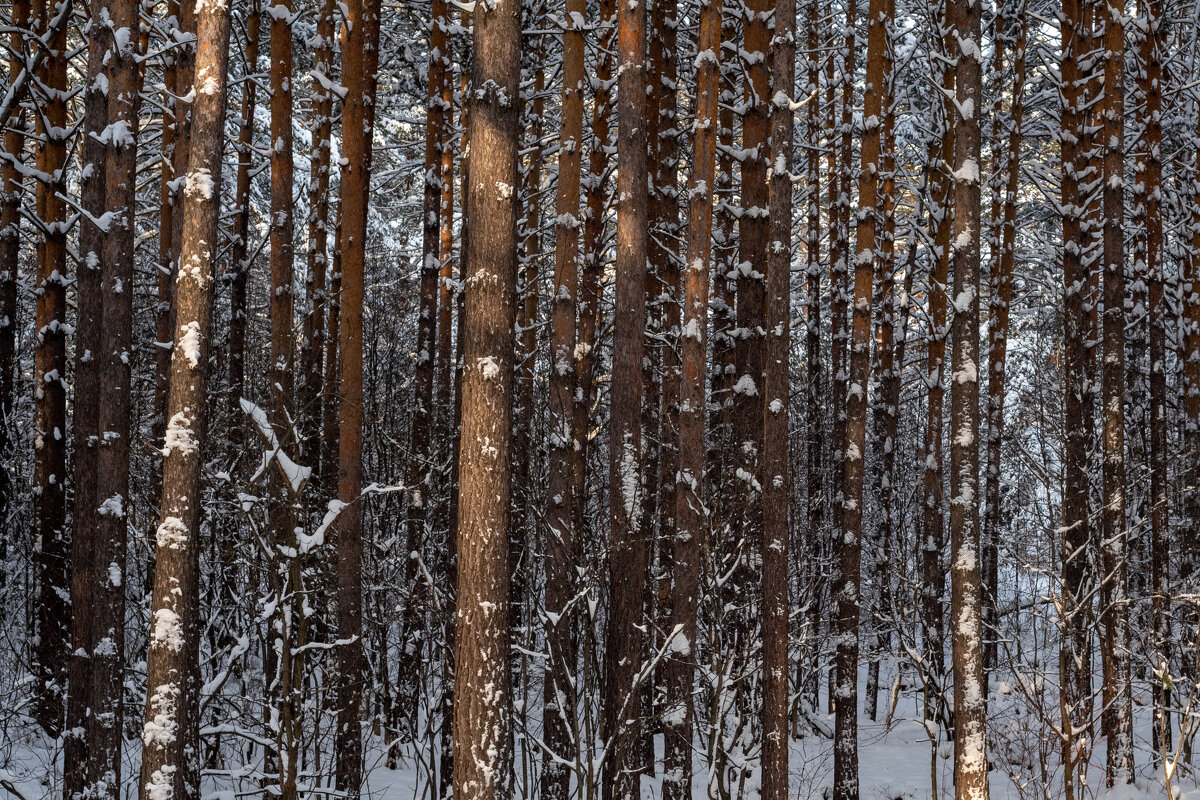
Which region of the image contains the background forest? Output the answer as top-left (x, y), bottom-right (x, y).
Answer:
top-left (0, 0), bottom-right (1193, 793)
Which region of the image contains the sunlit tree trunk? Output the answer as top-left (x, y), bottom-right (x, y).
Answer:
top-left (602, 0), bottom-right (648, 790)
top-left (948, 0), bottom-right (987, 789)
top-left (138, 0), bottom-right (234, 795)
top-left (452, 0), bottom-right (521, 793)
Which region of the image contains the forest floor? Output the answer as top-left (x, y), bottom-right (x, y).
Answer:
top-left (0, 667), bottom-right (1194, 799)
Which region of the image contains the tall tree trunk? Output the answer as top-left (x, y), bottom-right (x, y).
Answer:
top-left (268, 0), bottom-right (303, 792)
top-left (138, 0), bottom-right (234, 794)
top-left (1099, 0), bottom-right (1133, 778)
top-left (762, 0), bottom-right (795, 790)
top-left (301, 0), bottom-right (335, 476)
top-left (31, 0), bottom-right (69, 736)
top-left (542, 0), bottom-right (584, 795)
top-left (602, 0), bottom-right (648, 791)
top-left (734, 0), bottom-right (770, 595)
top-left (578, 0), bottom-right (615, 553)
top-left (664, 1), bottom-right (719, 796)
top-left (1140, 0), bottom-right (1170, 756)
top-left (65, 0), bottom-right (109, 789)
top-left (334, 0), bottom-right (382, 785)
top-left (866, 2), bottom-right (898, 718)
top-left (227, 1), bottom-right (261, 478)
top-left (983, 0), bottom-right (1025, 685)
top-left (452, 0), bottom-right (521, 794)
top-left (87, 0), bottom-right (139, 793)
top-left (835, 0), bottom-right (886, 789)
top-left (948, 0), bottom-right (987, 790)
top-left (801, 0), bottom-right (824, 710)
top-left (1059, 0), bottom-right (1093, 789)
top-left (921, 0), bottom-right (954, 731)
top-left (0, 0), bottom-right (25, 564)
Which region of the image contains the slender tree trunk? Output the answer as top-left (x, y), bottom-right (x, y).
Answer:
top-left (335, 0), bottom-right (381, 784)
top-left (452, 0), bottom-right (521, 794)
top-left (762, 0), bottom-right (795, 790)
top-left (0, 0), bottom-right (24, 564)
top-left (664, 1), bottom-right (719, 795)
top-left (835, 0), bottom-right (886, 789)
top-left (138, 0), bottom-right (234, 795)
top-left (542, 1), bottom-right (584, 795)
top-left (866, 5), bottom-right (898, 718)
top-left (87, 0), bottom-right (139, 792)
top-left (228, 0), bottom-right (260, 479)
top-left (983, 0), bottom-right (1025, 685)
top-left (578, 0), bottom-right (614, 553)
top-left (31, 0), bottom-right (69, 736)
top-left (268, 0), bottom-right (302, 791)
top-left (65, 0), bottom-right (109, 789)
top-left (1099, 0), bottom-right (1133, 777)
top-left (602, 0), bottom-right (648, 790)
top-left (921, 0), bottom-right (954, 730)
top-left (1059, 0), bottom-right (1093, 788)
top-left (734, 0), bottom-right (770, 589)
top-left (302, 0), bottom-right (335, 476)
top-left (948, 0), bottom-right (987, 790)
top-left (1141, 0), bottom-right (1170, 755)
top-left (801, 0), bottom-right (824, 710)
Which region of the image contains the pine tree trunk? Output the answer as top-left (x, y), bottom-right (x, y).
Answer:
top-left (1141, 0), bottom-right (1171, 755)
top-left (664, 1), bottom-right (718, 795)
top-left (762, 0), bottom-right (795, 790)
top-left (948, 0), bottom-right (988, 790)
top-left (32, 0), bottom-right (69, 737)
top-left (542, 0), bottom-right (585, 794)
top-left (1099, 0), bottom-right (1133, 777)
top-left (138, 0), bottom-right (234, 795)
top-left (921, 0), bottom-right (954, 730)
top-left (0, 0), bottom-right (24, 565)
top-left (335, 0), bottom-right (382, 784)
top-left (227, 2), bottom-right (261, 477)
top-left (65, 0), bottom-right (109, 789)
top-left (835, 0), bottom-right (886, 789)
top-left (452, 0), bottom-right (521, 792)
top-left (602, 0), bottom-right (648, 790)
top-left (301, 0), bottom-right (335, 477)
top-left (983, 0), bottom-right (1024, 686)
top-left (1058, 2), bottom-right (1093, 788)
top-left (87, 0), bottom-right (139, 792)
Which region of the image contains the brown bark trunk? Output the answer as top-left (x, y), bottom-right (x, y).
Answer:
top-left (835, 0), bottom-right (887, 789)
top-left (301, 0), bottom-right (335, 476)
top-left (602, 0), bottom-right (648, 791)
top-left (921, 0), bottom-right (954, 730)
top-left (542, 1), bottom-right (585, 795)
top-left (664, 2), bottom-right (719, 797)
top-left (87, 0), bottom-right (139, 792)
top-left (32, 0), bottom-right (69, 736)
top-left (0, 0), bottom-right (24, 564)
top-left (65, 0), bottom-right (108, 788)
top-left (762, 0), bottom-right (795, 791)
top-left (138, 0), bottom-right (234, 795)
top-left (1141, 0), bottom-right (1170, 756)
top-left (1099, 0), bottom-right (1133, 777)
top-left (948, 0), bottom-right (987, 790)
top-left (983, 0), bottom-right (1025, 685)
top-left (452, 0), bottom-right (521, 793)
top-left (227, 0), bottom-right (260, 484)
top-left (334, 0), bottom-right (381, 786)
